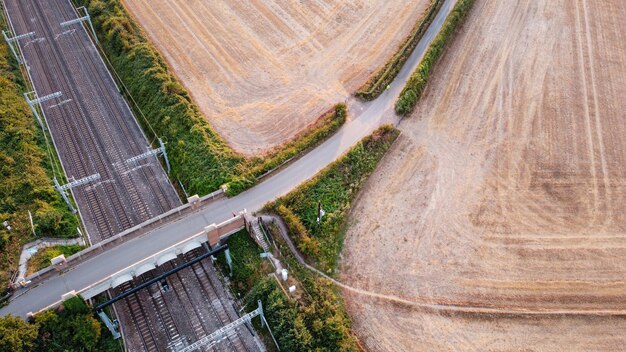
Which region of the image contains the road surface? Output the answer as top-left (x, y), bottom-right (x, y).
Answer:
top-left (0, 0), bottom-right (458, 318)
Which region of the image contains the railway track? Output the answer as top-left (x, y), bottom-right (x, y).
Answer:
top-left (182, 249), bottom-right (251, 352)
top-left (4, 0), bottom-right (180, 243)
top-left (116, 281), bottom-right (159, 352)
top-left (113, 251), bottom-right (255, 352)
top-left (4, 1), bottom-right (258, 351)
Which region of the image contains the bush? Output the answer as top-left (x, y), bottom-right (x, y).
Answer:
top-left (396, 89), bottom-right (418, 115)
top-left (355, 0), bottom-right (444, 100)
top-left (27, 245), bottom-right (84, 275)
top-left (395, 0), bottom-right (475, 115)
top-left (0, 297), bottom-right (121, 352)
top-left (0, 315), bottom-right (38, 352)
top-left (248, 277), bottom-right (356, 352)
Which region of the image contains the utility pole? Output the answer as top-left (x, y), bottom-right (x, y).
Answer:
top-left (125, 138), bottom-right (170, 173)
top-left (2, 30), bottom-right (34, 64)
top-left (24, 91), bottom-right (62, 131)
top-left (60, 7), bottom-right (98, 43)
top-left (54, 173), bottom-right (101, 213)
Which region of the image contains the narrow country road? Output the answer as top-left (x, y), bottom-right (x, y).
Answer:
top-left (0, 0), bottom-right (459, 318)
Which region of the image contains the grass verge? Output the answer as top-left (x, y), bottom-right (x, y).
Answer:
top-left (226, 104), bottom-right (347, 196)
top-left (0, 7), bottom-right (78, 294)
top-left (26, 244), bottom-right (85, 276)
top-left (75, 0), bottom-right (346, 197)
top-left (395, 0), bottom-right (475, 115)
top-left (266, 126), bottom-right (400, 274)
top-left (355, 0), bottom-right (444, 100)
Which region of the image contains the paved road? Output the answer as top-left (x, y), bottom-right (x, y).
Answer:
top-left (0, 0), bottom-right (458, 318)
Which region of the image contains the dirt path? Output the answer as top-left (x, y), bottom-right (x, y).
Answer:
top-left (340, 0), bottom-right (626, 350)
top-left (120, 0), bottom-right (431, 155)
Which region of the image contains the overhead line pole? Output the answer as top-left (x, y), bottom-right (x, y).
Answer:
top-left (60, 6), bottom-right (97, 43)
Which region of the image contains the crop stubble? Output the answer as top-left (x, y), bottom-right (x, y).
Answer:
top-left (341, 0), bottom-right (626, 350)
top-left (120, 0), bottom-right (430, 155)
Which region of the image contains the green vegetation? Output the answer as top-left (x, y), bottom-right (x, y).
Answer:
top-left (27, 244), bottom-right (85, 275)
top-left (217, 128), bottom-right (399, 351)
top-left (355, 0), bottom-right (443, 100)
top-left (0, 315), bottom-right (38, 352)
top-left (220, 227), bottom-right (358, 351)
top-left (215, 229), bottom-right (269, 297)
top-left (267, 126), bottom-right (400, 274)
top-left (75, 0), bottom-right (346, 197)
top-left (395, 0), bottom-right (475, 115)
top-left (0, 8), bottom-right (78, 292)
top-left (248, 276), bottom-right (356, 351)
top-left (0, 297), bottom-right (122, 352)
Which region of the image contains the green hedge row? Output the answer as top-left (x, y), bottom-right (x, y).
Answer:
top-left (355, 0), bottom-right (444, 101)
top-left (267, 126), bottom-right (400, 274)
top-left (395, 0), bottom-right (475, 115)
top-left (76, 0), bottom-right (346, 197)
top-left (0, 9), bottom-right (78, 291)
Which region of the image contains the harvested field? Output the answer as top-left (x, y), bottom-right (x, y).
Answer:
top-left (341, 0), bottom-right (626, 350)
top-left (120, 0), bottom-right (430, 154)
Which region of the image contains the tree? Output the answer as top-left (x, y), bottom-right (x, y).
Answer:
top-left (0, 315), bottom-right (38, 352)
top-left (72, 315), bottom-right (101, 351)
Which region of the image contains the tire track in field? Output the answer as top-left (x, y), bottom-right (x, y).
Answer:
top-left (574, 0), bottom-right (601, 224)
top-left (580, 0), bottom-right (613, 224)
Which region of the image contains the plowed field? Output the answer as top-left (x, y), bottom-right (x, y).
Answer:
top-left (341, 0), bottom-right (626, 350)
top-left (121, 0), bottom-right (430, 154)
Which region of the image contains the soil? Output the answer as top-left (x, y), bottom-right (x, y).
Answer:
top-left (340, 0), bottom-right (626, 350)
top-left (120, 0), bottom-right (431, 155)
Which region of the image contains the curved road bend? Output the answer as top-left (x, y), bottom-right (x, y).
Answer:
top-left (0, 0), bottom-right (458, 318)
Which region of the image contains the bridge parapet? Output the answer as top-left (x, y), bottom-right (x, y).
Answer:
top-left (78, 210), bottom-right (246, 301)
top-left (16, 187), bottom-right (227, 289)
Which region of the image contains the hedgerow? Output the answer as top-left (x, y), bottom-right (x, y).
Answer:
top-left (395, 0), bottom-right (475, 115)
top-left (0, 8), bottom-right (78, 292)
top-left (355, 0), bottom-right (444, 100)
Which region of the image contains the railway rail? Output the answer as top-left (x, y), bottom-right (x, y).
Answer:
top-left (3, 0), bottom-right (180, 243)
top-left (112, 250), bottom-right (256, 352)
top-left (3, 1), bottom-right (260, 350)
